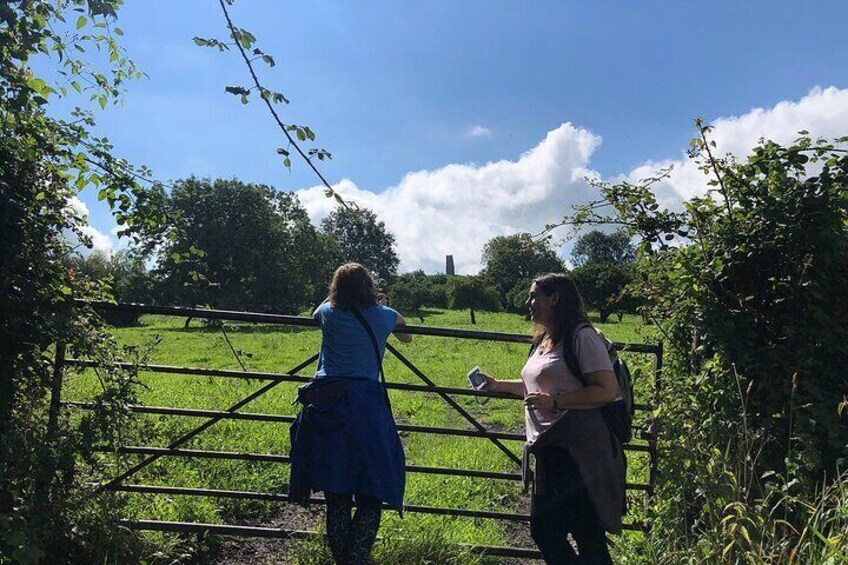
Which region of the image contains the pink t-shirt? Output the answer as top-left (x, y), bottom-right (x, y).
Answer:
top-left (520, 327), bottom-right (614, 444)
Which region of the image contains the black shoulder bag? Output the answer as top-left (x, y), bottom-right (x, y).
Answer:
top-left (351, 309), bottom-right (394, 413)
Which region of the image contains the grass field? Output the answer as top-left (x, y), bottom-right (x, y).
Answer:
top-left (65, 308), bottom-right (660, 561)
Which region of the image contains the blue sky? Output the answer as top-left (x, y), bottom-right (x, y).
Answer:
top-left (62, 0), bottom-right (848, 272)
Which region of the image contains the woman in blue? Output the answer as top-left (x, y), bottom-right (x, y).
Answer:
top-left (289, 262), bottom-right (411, 565)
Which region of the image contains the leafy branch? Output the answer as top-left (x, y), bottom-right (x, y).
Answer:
top-left (194, 0), bottom-right (351, 210)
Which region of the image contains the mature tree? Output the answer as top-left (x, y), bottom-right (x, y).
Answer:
top-left (446, 276), bottom-right (501, 324)
top-left (571, 263), bottom-right (632, 323)
top-left (308, 232), bottom-right (346, 305)
top-left (505, 277), bottom-right (533, 316)
top-left (67, 251), bottom-right (157, 325)
top-left (481, 233), bottom-right (565, 309)
top-left (151, 177), bottom-right (328, 314)
top-left (570, 229), bottom-right (635, 322)
top-left (425, 274), bottom-right (450, 308)
top-left (321, 207), bottom-right (400, 282)
top-left (388, 271), bottom-right (445, 321)
top-left (571, 228), bottom-right (635, 267)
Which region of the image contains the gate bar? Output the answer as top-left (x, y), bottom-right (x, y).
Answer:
top-left (100, 446), bottom-right (652, 491)
top-left (79, 300), bottom-right (661, 352)
top-left (100, 354), bottom-right (318, 489)
top-left (386, 343), bottom-right (521, 466)
top-left (63, 358), bottom-right (653, 411)
top-left (119, 520), bottom-right (545, 559)
top-left (113, 484), bottom-right (646, 530)
top-left (64, 401), bottom-right (654, 452)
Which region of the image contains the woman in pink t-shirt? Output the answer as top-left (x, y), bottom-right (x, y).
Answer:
top-left (480, 273), bottom-right (623, 564)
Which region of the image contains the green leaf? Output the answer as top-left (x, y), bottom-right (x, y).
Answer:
top-left (76, 15), bottom-right (87, 29)
top-left (26, 77), bottom-right (49, 95)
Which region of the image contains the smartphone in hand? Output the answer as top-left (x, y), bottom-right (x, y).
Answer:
top-left (467, 366), bottom-right (486, 390)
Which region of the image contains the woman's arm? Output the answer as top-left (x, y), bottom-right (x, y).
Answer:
top-left (393, 314), bottom-right (412, 343)
top-left (478, 372), bottom-right (526, 398)
top-left (524, 369), bottom-right (618, 411)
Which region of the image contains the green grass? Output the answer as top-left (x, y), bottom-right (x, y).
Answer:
top-left (65, 308), bottom-right (658, 560)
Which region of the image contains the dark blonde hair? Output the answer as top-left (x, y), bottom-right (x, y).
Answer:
top-left (328, 262), bottom-right (379, 311)
top-left (530, 273), bottom-right (589, 348)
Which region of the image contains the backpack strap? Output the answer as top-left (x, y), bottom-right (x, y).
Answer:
top-left (564, 321), bottom-right (593, 385)
top-left (562, 321), bottom-right (621, 455)
top-left (351, 309), bottom-right (392, 412)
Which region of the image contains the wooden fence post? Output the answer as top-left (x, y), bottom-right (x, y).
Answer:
top-left (48, 342), bottom-right (66, 440)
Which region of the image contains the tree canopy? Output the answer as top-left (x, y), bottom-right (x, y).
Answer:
top-left (446, 275), bottom-right (501, 324)
top-left (570, 229), bottom-right (636, 322)
top-left (321, 206), bottom-right (400, 282)
top-left (481, 233), bottom-right (565, 309)
top-left (2, 1), bottom-right (167, 560)
top-left (571, 228), bottom-right (635, 266)
top-left (149, 177), bottom-right (332, 313)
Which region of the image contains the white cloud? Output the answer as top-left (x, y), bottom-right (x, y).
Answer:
top-left (298, 86), bottom-right (848, 275)
top-left (66, 196), bottom-right (114, 253)
top-left (67, 195), bottom-right (89, 217)
top-left (629, 86), bottom-right (848, 206)
top-left (298, 123), bottom-right (601, 273)
top-left (79, 225), bottom-right (114, 252)
top-left (466, 125), bottom-right (493, 138)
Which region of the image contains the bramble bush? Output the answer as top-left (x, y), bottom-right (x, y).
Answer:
top-left (0, 1), bottom-right (173, 561)
top-left (570, 122), bottom-right (848, 562)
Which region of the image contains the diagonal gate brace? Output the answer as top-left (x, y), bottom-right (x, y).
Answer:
top-left (386, 343), bottom-right (521, 466)
top-left (101, 354), bottom-right (318, 490)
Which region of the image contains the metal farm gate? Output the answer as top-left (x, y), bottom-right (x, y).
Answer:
top-left (55, 301), bottom-right (662, 561)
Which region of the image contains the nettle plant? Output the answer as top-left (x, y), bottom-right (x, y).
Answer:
top-left (568, 123), bottom-right (848, 553)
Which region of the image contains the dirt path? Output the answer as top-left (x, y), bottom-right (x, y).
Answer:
top-left (211, 504), bottom-right (322, 564)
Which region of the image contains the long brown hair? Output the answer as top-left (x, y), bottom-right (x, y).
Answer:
top-left (328, 262), bottom-right (379, 311)
top-left (530, 273), bottom-right (589, 349)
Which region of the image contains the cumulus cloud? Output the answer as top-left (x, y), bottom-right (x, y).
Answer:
top-left (67, 196), bottom-right (114, 253)
top-left (298, 124), bottom-right (601, 273)
top-left (298, 86), bottom-right (848, 274)
top-left (628, 86), bottom-right (848, 207)
top-left (465, 125), bottom-right (493, 138)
